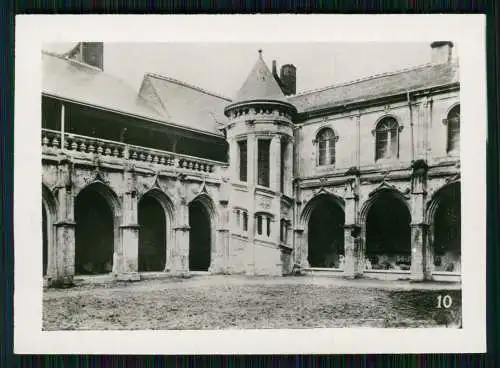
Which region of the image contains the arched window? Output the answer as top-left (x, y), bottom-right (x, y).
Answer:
top-left (375, 117), bottom-right (400, 161)
top-left (446, 105), bottom-right (460, 153)
top-left (316, 128), bottom-right (337, 166)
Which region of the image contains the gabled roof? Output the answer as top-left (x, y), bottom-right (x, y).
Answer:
top-left (233, 51), bottom-right (285, 102)
top-left (289, 61), bottom-right (460, 113)
top-left (42, 50), bottom-right (228, 137)
top-left (42, 51), bottom-right (165, 122)
top-left (138, 73), bottom-right (230, 135)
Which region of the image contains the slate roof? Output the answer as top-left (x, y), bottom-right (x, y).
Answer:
top-left (233, 51), bottom-right (285, 102)
top-left (139, 73), bottom-right (231, 135)
top-left (42, 51), bottom-right (166, 123)
top-left (42, 50), bottom-right (228, 137)
top-left (43, 44), bottom-right (460, 136)
top-left (288, 61), bottom-right (460, 113)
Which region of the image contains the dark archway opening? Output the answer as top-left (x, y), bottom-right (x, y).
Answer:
top-left (308, 198), bottom-right (345, 268)
top-left (433, 183), bottom-right (461, 272)
top-left (365, 192), bottom-right (411, 270)
top-left (42, 202), bottom-right (48, 276)
top-left (75, 187), bottom-right (114, 275)
top-left (188, 200), bottom-right (211, 271)
top-left (138, 195), bottom-right (167, 272)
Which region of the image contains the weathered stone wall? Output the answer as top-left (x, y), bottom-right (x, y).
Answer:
top-left (293, 88), bottom-right (460, 281)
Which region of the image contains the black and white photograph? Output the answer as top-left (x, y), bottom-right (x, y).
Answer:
top-left (14, 15), bottom-right (486, 354)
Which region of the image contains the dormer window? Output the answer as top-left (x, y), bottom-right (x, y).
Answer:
top-left (81, 42), bottom-right (103, 70)
top-left (375, 117), bottom-right (401, 161)
top-left (315, 128), bottom-right (337, 166)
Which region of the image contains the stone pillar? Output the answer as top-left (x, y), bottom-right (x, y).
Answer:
top-left (212, 199), bottom-right (230, 274)
top-left (344, 226), bottom-right (361, 278)
top-left (170, 198), bottom-right (190, 276)
top-left (410, 223), bottom-right (429, 280)
top-left (247, 134), bottom-right (256, 187)
top-left (228, 137), bottom-right (239, 182)
top-left (52, 158), bottom-right (75, 287)
top-left (410, 159), bottom-right (431, 281)
top-left (285, 138), bottom-right (294, 197)
top-left (343, 176), bottom-right (361, 278)
top-left (269, 135), bottom-right (281, 192)
top-left (294, 227), bottom-right (308, 270)
top-left (117, 187), bottom-right (140, 281)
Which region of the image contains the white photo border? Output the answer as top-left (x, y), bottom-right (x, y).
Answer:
top-left (14, 14), bottom-right (487, 354)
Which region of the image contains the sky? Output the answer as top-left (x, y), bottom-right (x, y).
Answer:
top-left (43, 42), bottom-right (458, 98)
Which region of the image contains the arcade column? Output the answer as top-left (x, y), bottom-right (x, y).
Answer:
top-left (53, 158), bottom-right (75, 287)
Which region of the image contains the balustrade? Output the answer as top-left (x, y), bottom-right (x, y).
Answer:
top-left (42, 129), bottom-right (219, 173)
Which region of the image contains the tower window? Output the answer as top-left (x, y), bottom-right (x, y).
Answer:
top-left (446, 105), bottom-right (460, 153)
top-left (238, 140), bottom-right (248, 182)
top-left (375, 117), bottom-right (400, 161)
top-left (255, 212), bottom-right (273, 238)
top-left (257, 215), bottom-right (263, 235)
top-left (280, 139), bottom-right (287, 192)
top-left (234, 208), bottom-right (249, 235)
top-left (242, 211), bottom-right (248, 232)
top-left (257, 139), bottom-right (270, 187)
top-left (316, 128), bottom-right (337, 166)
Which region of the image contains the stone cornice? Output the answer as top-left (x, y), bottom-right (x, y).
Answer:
top-left (295, 83), bottom-right (460, 122)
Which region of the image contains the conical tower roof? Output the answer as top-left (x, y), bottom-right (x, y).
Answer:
top-left (234, 50), bottom-right (285, 102)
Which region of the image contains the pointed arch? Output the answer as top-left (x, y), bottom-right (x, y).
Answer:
top-left (74, 182), bottom-right (121, 275)
top-left (138, 188), bottom-right (175, 272)
top-left (188, 193), bottom-right (216, 272)
top-left (425, 181), bottom-right (461, 273)
top-left (300, 192), bottom-right (346, 269)
top-left (360, 187), bottom-right (410, 224)
top-left (42, 184), bottom-right (57, 277)
top-left (300, 192), bottom-right (345, 228)
top-left (76, 181), bottom-right (121, 218)
top-left (360, 186), bottom-right (411, 271)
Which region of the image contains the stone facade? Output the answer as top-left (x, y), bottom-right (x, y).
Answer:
top-left (41, 42), bottom-right (461, 286)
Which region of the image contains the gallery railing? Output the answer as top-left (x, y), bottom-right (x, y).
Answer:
top-left (41, 129), bottom-right (224, 174)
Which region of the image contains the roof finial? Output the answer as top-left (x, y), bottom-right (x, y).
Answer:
top-left (258, 49), bottom-right (263, 58)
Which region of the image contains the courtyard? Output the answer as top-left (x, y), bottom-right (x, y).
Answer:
top-left (43, 275), bottom-right (462, 330)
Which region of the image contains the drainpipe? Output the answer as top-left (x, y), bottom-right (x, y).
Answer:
top-left (60, 103), bottom-right (65, 150)
top-left (407, 91), bottom-right (415, 162)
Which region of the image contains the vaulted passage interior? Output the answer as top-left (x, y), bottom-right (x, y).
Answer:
top-left (308, 197), bottom-right (345, 268)
top-left (138, 195), bottom-right (166, 272)
top-left (42, 202), bottom-right (48, 276)
top-left (432, 183), bottom-right (461, 273)
top-left (75, 187), bottom-right (114, 275)
top-left (365, 191), bottom-right (411, 270)
top-left (188, 200), bottom-right (211, 271)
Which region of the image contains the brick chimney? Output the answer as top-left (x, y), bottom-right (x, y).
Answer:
top-left (271, 60), bottom-right (297, 96)
top-left (280, 64), bottom-right (296, 96)
top-left (430, 41), bottom-right (453, 64)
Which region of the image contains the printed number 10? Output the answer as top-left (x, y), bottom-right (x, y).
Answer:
top-left (437, 295), bottom-right (453, 309)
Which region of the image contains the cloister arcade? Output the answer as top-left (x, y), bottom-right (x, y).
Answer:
top-left (41, 179), bottom-right (217, 281)
top-left (298, 180), bottom-right (461, 278)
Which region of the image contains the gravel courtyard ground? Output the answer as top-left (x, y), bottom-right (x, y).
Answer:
top-left (43, 275), bottom-right (462, 330)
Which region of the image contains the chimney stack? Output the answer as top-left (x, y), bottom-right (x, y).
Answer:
top-left (430, 41), bottom-right (453, 64)
top-left (280, 64), bottom-right (297, 96)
